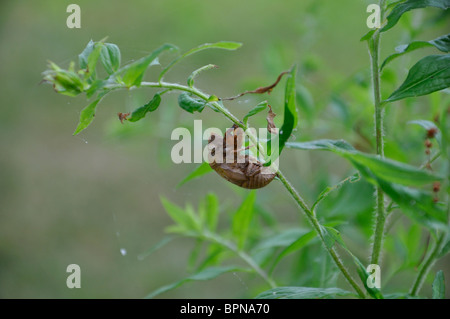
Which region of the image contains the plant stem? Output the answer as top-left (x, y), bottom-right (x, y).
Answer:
top-left (276, 171), bottom-right (366, 298)
top-left (409, 233), bottom-right (446, 296)
top-left (369, 0), bottom-right (386, 266)
top-left (109, 80), bottom-right (366, 297)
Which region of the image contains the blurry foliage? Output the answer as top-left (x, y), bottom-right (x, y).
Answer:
top-left (1, 0), bottom-right (450, 298)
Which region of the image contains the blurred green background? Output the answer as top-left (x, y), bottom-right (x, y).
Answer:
top-left (0, 0), bottom-right (448, 298)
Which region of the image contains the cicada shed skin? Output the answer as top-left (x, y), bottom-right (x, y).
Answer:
top-left (207, 125), bottom-right (276, 189)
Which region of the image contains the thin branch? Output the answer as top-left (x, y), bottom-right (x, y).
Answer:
top-left (410, 233), bottom-right (446, 296)
top-left (370, 0), bottom-right (387, 266)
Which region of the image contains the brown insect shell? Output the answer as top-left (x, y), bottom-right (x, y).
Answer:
top-left (207, 127), bottom-right (276, 189)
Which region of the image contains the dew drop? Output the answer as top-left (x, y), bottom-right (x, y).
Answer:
top-left (120, 248), bottom-right (127, 256)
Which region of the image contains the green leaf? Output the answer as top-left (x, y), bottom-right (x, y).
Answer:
top-left (196, 243), bottom-right (225, 270)
top-left (320, 224), bottom-right (384, 299)
top-left (43, 62), bottom-right (84, 97)
top-left (177, 92), bottom-right (206, 113)
top-left (408, 119), bottom-right (440, 131)
top-left (232, 191), bottom-right (257, 250)
top-left (325, 225), bottom-right (383, 298)
top-left (204, 193), bottom-right (219, 232)
top-left (145, 266), bottom-right (249, 298)
top-left (118, 43), bottom-right (177, 87)
top-left (432, 270), bottom-right (445, 299)
top-left (253, 228), bottom-right (308, 252)
top-left (279, 66), bottom-right (298, 149)
top-left (255, 287), bottom-right (355, 299)
top-left (381, 0), bottom-right (450, 33)
top-left (387, 0), bottom-right (407, 10)
top-left (296, 85), bottom-right (315, 121)
top-left (381, 34), bottom-right (450, 70)
top-left (312, 174), bottom-right (360, 212)
top-left (100, 43), bottom-right (121, 74)
top-left (402, 223), bottom-right (424, 265)
top-left (286, 139), bottom-right (355, 151)
top-left (353, 161), bottom-right (448, 231)
top-left (188, 239), bottom-right (204, 271)
top-left (354, 163), bottom-right (447, 232)
top-left (322, 226), bottom-right (347, 249)
top-left (269, 231), bottom-right (317, 274)
top-left (360, 29), bottom-right (376, 42)
top-left (353, 257), bottom-right (384, 299)
top-left (321, 227), bottom-right (336, 249)
top-left (128, 93), bottom-right (162, 122)
top-left (159, 41), bottom-right (242, 81)
top-left (330, 95), bottom-right (351, 126)
top-left (207, 95), bottom-right (219, 102)
top-left (342, 151), bottom-right (442, 186)
top-left (78, 40), bottom-right (104, 78)
top-left (286, 140), bottom-right (447, 231)
top-left (85, 79), bottom-right (107, 99)
top-left (266, 65), bottom-right (298, 165)
top-left (286, 140), bottom-right (443, 186)
top-left (384, 293), bottom-right (420, 299)
top-left (160, 197), bottom-right (200, 233)
top-left (73, 96), bottom-right (103, 135)
top-left (269, 221), bottom-right (344, 274)
top-left (377, 179), bottom-right (448, 231)
top-left (187, 64), bottom-right (218, 88)
top-left (137, 235), bottom-right (176, 261)
top-left (177, 162), bottom-right (213, 188)
top-left (78, 40), bottom-right (95, 69)
top-left (386, 54), bottom-right (450, 102)
top-left (243, 101), bottom-right (268, 125)
top-left (438, 239), bottom-right (450, 258)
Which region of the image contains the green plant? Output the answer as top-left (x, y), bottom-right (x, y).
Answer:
top-left (42, 0), bottom-right (449, 299)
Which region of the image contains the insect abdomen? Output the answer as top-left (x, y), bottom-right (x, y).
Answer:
top-left (209, 162), bottom-right (276, 189)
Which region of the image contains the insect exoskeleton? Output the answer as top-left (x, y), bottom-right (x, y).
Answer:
top-left (207, 125), bottom-right (276, 189)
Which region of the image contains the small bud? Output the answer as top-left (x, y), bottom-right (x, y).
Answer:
top-left (433, 197), bottom-right (439, 203)
top-left (433, 182), bottom-right (440, 193)
top-left (424, 139), bottom-right (432, 148)
top-left (425, 149), bottom-right (431, 155)
top-left (426, 127), bottom-right (438, 139)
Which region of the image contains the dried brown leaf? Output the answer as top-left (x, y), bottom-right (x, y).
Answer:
top-left (266, 105), bottom-right (277, 134)
top-left (221, 71), bottom-right (289, 101)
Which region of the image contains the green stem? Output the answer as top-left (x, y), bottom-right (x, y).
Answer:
top-left (108, 80), bottom-right (366, 298)
top-left (369, 0), bottom-right (386, 266)
top-left (151, 81), bottom-right (243, 124)
top-left (276, 171), bottom-right (366, 299)
top-left (410, 233), bottom-right (446, 296)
